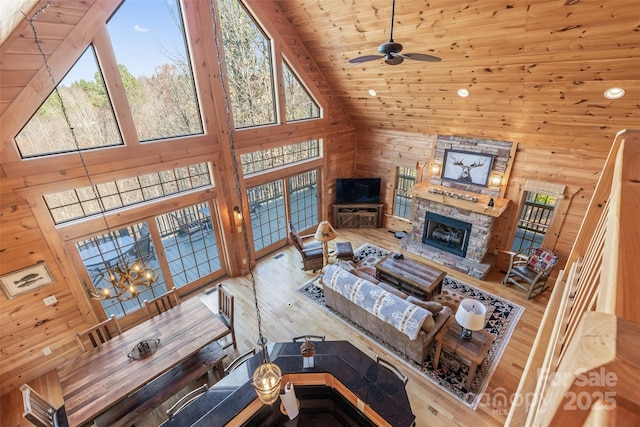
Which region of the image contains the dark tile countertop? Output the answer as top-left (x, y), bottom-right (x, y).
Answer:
top-left (160, 340), bottom-right (415, 427)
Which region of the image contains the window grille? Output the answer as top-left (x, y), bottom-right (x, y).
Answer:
top-left (45, 163), bottom-right (212, 224)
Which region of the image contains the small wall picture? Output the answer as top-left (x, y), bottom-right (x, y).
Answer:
top-left (0, 263), bottom-right (54, 299)
top-left (441, 149), bottom-right (495, 187)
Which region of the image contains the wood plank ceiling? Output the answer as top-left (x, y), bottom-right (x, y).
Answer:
top-left (276, 0), bottom-right (640, 147)
top-left (1, 0), bottom-right (639, 148)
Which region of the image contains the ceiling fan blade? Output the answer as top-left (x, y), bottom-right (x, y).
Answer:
top-left (349, 55), bottom-right (384, 64)
top-left (400, 53), bottom-right (442, 62)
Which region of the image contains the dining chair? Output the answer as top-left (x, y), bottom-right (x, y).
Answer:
top-left (75, 314), bottom-right (122, 352)
top-left (144, 289), bottom-right (181, 318)
top-left (376, 355), bottom-right (408, 385)
top-left (20, 384), bottom-right (68, 427)
top-left (223, 348), bottom-right (256, 377)
top-left (217, 284), bottom-right (237, 350)
top-left (165, 383), bottom-right (208, 419)
top-left (292, 334), bottom-right (325, 342)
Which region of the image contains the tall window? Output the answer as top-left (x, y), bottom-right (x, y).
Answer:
top-left (247, 170), bottom-right (319, 253)
top-left (511, 191), bottom-right (558, 252)
top-left (77, 223), bottom-right (166, 318)
top-left (289, 170), bottom-right (318, 232)
top-left (393, 166), bottom-right (416, 219)
top-left (107, 0), bottom-right (203, 140)
top-left (218, 0), bottom-right (276, 128)
top-left (248, 180), bottom-right (286, 252)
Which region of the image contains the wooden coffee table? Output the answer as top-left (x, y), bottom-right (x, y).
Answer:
top-left (433, 316), bottom-right (495, 390)
top-left (374, 254), bottom-right (446, 300)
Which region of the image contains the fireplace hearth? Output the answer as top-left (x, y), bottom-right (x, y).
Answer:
top-left (423, 212), bottom-right (471, 257)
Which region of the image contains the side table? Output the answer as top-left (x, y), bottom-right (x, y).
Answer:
top-left (433, 316), bottom-right (495, 390)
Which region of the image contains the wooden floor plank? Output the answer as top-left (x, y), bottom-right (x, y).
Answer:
top-left (0, 227), bottom-right (547, 427)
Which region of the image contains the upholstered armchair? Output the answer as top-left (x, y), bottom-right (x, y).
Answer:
top-left (502, 247), bottom-right (559, 299)
top-left (288, 221), bottom-right (324, 272)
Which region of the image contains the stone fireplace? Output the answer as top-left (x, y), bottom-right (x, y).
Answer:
top-left (400, 183), bottom-right (509, 280)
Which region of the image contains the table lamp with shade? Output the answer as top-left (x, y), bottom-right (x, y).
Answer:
top-left (314, 220), bottom-right (337, 267)
top-left (455, 299), bottom-right (487, 341)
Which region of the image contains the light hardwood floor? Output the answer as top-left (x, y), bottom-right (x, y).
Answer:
top-left (1, 227), bottom-right (547, 427)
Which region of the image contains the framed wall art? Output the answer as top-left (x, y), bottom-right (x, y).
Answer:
top-left (441, 149), bottom-right (495, 187)
top-left (0, 263), bottom-right (54, 299)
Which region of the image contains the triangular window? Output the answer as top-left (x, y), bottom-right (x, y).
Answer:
top-left (15, 46), bottom-right (123, 158)
top-left (283, 61), bottom-right (320, 122)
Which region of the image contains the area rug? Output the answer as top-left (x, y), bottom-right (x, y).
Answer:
top-left (296, 243), bottom-right (524, 409)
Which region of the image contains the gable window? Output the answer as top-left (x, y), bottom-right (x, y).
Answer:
top-left (283, 61), bottom-right (320, 122)
top-left (107, 0), bottom-right (203, 141)
top-left (393, 166), bottom-right (416, 219)
top-left (15, 46), bottom-right (123, 158)
top-left (218, 0), bottom-right (276, 128)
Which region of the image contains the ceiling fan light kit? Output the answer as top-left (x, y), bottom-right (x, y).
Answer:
top-left (349, 0), bottom-right (441, 66)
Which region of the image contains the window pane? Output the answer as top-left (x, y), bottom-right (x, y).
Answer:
top-left (241, 139), bottom-right (320, 176)
top-left (393, 167), bottom-right (416, 219)
top-left (158, 204), bottom-right (221, 287)
top-left (107, 0), bottom-right (203, 141)
top-left (44, 163), bottom-right (212, 224)
top-left (511, 191), bottom-right (557, 252)
top-left (218, 0), bottom-right (276, 128)
top-left (283, 62), bottom-right (320, 122)
top-left (248, 180), bottom-right (286, 251)
top-left (15, 46), bottom-right (122, 157)
top-left (77, 224), bottom-right (166, 318)
top-left (289, 170), bottom-right (318, 232)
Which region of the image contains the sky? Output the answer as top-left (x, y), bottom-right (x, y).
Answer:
top-left (61, 0), bottom-right (189, 85)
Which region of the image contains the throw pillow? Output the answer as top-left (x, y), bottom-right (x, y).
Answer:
top-left (406, 296), bottom-right (444, 317)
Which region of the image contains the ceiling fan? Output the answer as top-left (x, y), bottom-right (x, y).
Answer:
top-left (349, 0), bottom-right (441, 65)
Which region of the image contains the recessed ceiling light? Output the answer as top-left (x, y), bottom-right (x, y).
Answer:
top-left (604, 87), bottom-right (625, 99)
top-left (368, 89), bottom-right (377, 96)
top-left (457, 88), bottom-right (470, 98)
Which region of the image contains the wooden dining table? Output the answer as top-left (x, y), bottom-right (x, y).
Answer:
top-left (58, 294), bottom-right (229, 427)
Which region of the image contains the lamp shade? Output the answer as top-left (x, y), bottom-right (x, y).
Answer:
top-left (314, 220), bottom-right (337, 242)
top-left (455, 299), bottom-right (486, 332)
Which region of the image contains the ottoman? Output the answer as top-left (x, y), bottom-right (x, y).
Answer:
top-left (335, 242), bottom-right (354, 262)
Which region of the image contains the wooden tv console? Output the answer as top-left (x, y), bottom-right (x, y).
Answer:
top-left (332, 203), bottom-right (383, 229)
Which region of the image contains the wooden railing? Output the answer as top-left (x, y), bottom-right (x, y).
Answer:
top-left (506, 129), bottom-right (640, 427)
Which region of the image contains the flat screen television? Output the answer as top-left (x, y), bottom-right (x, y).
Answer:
top-left (335, 178), bottom-right (381, 204)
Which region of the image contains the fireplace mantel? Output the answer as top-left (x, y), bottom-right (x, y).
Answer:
top-left (409, 183), bottom-right (510, 218)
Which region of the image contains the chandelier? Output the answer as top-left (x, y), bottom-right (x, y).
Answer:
top-left (27, 3), bottom-right (158, 302)
top-left (90, 259), bottom-right (159, 301)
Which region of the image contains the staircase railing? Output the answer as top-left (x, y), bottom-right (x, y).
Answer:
top-left (505, 129), bottom-right (640, 427)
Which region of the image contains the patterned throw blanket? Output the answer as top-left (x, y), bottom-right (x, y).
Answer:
top-left (323, 264), bottom-right (430, 340)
